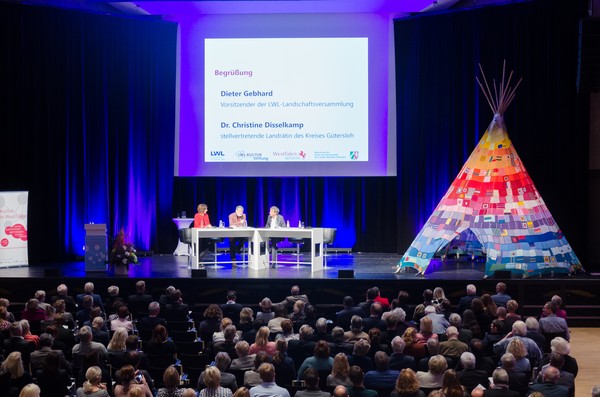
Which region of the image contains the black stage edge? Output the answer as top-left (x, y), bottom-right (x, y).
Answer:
top-left (0, 253), bottom-right (598, 326)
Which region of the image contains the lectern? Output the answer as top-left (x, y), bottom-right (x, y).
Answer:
top-left (85, 224), bottom-right (107, 272)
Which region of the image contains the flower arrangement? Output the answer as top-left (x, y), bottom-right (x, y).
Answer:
top-left (109, 228), bottom-right (138, 270)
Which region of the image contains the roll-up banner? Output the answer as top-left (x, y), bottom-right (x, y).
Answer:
top-left (0, 191), bottom-right (29, 268)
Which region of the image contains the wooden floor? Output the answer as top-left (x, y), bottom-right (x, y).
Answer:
top-left (570, 327), bottom-right (600, 397)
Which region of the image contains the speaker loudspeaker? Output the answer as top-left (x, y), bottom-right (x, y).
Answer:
top-left (192, 269), bottom-right (208, 278)
top-left (44, 268), bottom-right (61, 277)
top-left (338, 270), bottom-right (354, 278)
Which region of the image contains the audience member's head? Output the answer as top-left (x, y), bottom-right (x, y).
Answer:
top-left (373, 351), bottom-right (390, 371)
top-left (460, 352), bottom-right (476, 370)
top-left (492, 368), bottom-right (509, 386)
top-left (395, 368), bottom-right (420, 394)
top-left (257, 362), bottom-right (276, 382)
top-left (203, 366), bottom-right (221, 389)
top-left (348, 366), bottom-right (365, 387)
top-left (391, 336), bottom-right (406, 354)
top-left (427, 355), bottom-right (448, 375)
top-left (550, 337), bottom-right (570, 356)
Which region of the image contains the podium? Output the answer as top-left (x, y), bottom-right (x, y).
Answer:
top-left (84, 224), bottom-right (107, 272)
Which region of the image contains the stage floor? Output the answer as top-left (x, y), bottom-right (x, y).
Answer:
top-left (1, 252), bottom-right (497, 280)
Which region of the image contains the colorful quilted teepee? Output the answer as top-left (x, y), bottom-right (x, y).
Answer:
top-left (397, 64), bottom-right (582, 278)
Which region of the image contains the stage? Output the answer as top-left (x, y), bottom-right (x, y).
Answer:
top-left (0, 252), bottom-right (598, 326)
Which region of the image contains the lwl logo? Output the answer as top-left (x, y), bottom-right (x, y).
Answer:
top-left (211, 151), bottom-right (225, 156)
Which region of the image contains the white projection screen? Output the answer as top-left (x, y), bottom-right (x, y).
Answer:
top-left (171, 10), bottom-right (397, 176)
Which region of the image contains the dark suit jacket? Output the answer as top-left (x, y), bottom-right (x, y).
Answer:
top-left (362, 316), bottom-right (386, 332)
top-left (457, 369), bottom-right (490, 392)
top-left (76, 293), bottom-right (104, 311)
top-left (127, 293), bottom-right (153, 316)
top-left (457, 295), bottom-right (479, 314)
top-left (91, 326), bottom-right (109, 346)
top-left (389, 353), bottom-right (417, 371)
top-left (30, 347), bottom-right (71, 374)
top-left (220, 302), bottom-right (244, 323)
top-left (336, 307), bottom-right (366, 330)
top-left (528, 382), bottom-right (569, 397)
top-left (3, 337), bottom-right (34, 366)
top-left (287, 339), bottom-right (316, 368)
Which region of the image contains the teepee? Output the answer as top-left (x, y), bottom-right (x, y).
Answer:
top-left (397, 64), bottom-right (582, 277)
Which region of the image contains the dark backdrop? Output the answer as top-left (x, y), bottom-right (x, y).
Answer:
top-left (0, 0), bottom-right (591, 269)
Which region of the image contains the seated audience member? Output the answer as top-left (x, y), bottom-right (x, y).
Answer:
top-left (244, 352), bottom-right (271, 388)
top-left (275, 319), bottom-right (298, 342)
top-left (415, 317), bottom-right (437, 344)
top-left (75, 351), bottom-right (112, 389)
top-left (347, 339), bottom-right (373, 373)
top-left (492, 321), bottom-right (542, 368)
top-left (107, 328), bottom-right (128, 369)
top-left (491, 283), bottom-right (511, 308)
top-left (539, 301), bottom-right (570, 340)
top-left (213, 325), bottom-right (239, 359)
top-left (364, 351), bottom-right (399, 390)
top-left (456, 352), bottom-right (489, 393)
top-left (469, 339), bottom-right (496, 376)
top-left (417, 339), bottom-right (445, 372)
top-left (105, 286), bottom-right (124, 317)
top-left (389, 336), bottom-right (417, 371)
top-left (237, 307), bottom-right (255, 337)
top-left (113, 351), bottom-right (154, 390)
top-left (550, 295), bottom-right (567, 320)
top-left (267, 304), bottom-right (289, 334)
top-left (367, 328), bottom-right (384, 359)
top-left (505, 301), bottom-right (522, 329)
top-left (424, 305), bottom-right (449, 335)
top-left (220, 290), bottom-right (244, 324)
top-left (271, 339), bottom-right (296, 387)
top-left (336, 296), bottom-right (366, 331)
top-left (90, 317), bottom-right (109, 346)
top-left (536, 352), bottom-right (574, 392)
top-left (249, 362), bottom-right (290, 397)
top-left (415, 355), bottom-right (447, 389)
top-left (279, 285), bottom-right (310, 310)
top-left (505, 338), bottom-right (530, 374)
top-left (127, 280), bottom-right (153, 319)
top-left (527, 366), bottom-right (569, 397)
top-left (113, 364), bottom-right (153, 397)
top-left (330, 327), bottom-right (353, 357)
top-left (137, 302), bottom-right (166, 341)
top-left (198, 304), bottom-right (223, 341)
top-left (290, 300), bottom-right (307, 324)
top-left (76, 366), bottom-right (110, 397)
top-left (462, 310), bottom-right (483, 340)
top-left (310, 318), bottom-right (332, 343)
top-left (230, 341), bottom-right (256, 371)
top-left (441, 369), bottom-right (467, 397)
top-left (346, 365), bottom-right (377, 397)
top-left (439, 326), bottom-right (469, 359)
top-left (20, 320), bottom-right (40, 350)
top-left (144, 325), bottom-right (177, 356)
top-left (402, 328), bottom-right (426, 360)
top-left (288, 325), bottom-right (317, 368)
top-left (29, 333), bottom-right (71, 374)
top-left (0, 306), bottom-right (12, 332)
top-left (21, 299), bottom-right (45, 324)
top-left (499, 353), bottom-right (529, 396)
top-left (72, 326), bottom-right (108, 367)
top-left (295, 367), bottom-right (330, 397)
top-left (380, 312), bottom-right (402, 348)
top-left (524, 317), bottom-right (546, 353)
top-left (164, 289), bottom-right (189, 320)
top-left (76, 296), bottom-right (95, 326)
top-left (155, 366), bottom-right (183, 397)
top-left (4, 322), bottom-right (34, 368)
top-left (50, 284), bottom-right (77, 312)
top-left (357, 288), bottom-right (378, 315)
top-left (448, 313), bottom-right (472, 345)
top-left (249, 326), bottom-right (277, 357)
top-left (17, 383), bottom-right (41, 397)
top-left (255, 298), bottom-right (274, 323)
top-left (0, 351), bottom-right (34, 397)
top-left (344, 316), bottom-right (370, 344)
top-left (76, 282), bottom-right (105, 312)
top-left (158, 286), bottom-right (176, 309)
top-left (33, 350), bottom-right (72, 397)
top-left (483, 368), bottom-right (520, 397)
top-left (494, 308), bottom-right (511, 336)
top-left (390, 368), bottom-right (425, 397)
top-left (482, 320), bottom-right (505, 357)
top-left (213, 317), bottom-right (237, 343)
top-left (362, 303), bottom-right (386, 333)
top-left (110, 305), bottom-right (133, 333)
top-left (327, 353), bottom-right (352, 387)
top-left (297, 340), bottom-right (334, 380)
top-left (52, 299), bottom-right (75, 328)
top-left (457, 284), bottom-right (479, 316)
top-left (198, 352), bottom-right (237, 392)
top-left (0, 298), bottom-right (16, 323)
top-left (546, 337), bottom-right (578, 378)
top-left (200, 366), bottom-right (233, 397)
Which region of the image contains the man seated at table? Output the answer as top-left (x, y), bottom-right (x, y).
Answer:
top-left (229, 205), bottom-right (247, 265)
top-left (265, 206), bottom-right (286, 268)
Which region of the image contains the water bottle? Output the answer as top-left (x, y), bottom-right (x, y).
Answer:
top-left (298, 220), bottom-right (302, 228)
top-left (286, 220), bottom-right (290, 228)
top-left (219, 220), bottom-right (224, 228)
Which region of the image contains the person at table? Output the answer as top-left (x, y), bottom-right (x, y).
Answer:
top-left (265, 206), bottom-right (286, 268)
top-left (194, 203), bottom-right (212, 259)
top-left (265, 206), bottom-right (285, 228)
top-left (229, 205), bottom-right (247, 265)
top-left (194, 203), bottom-right (212, 228)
